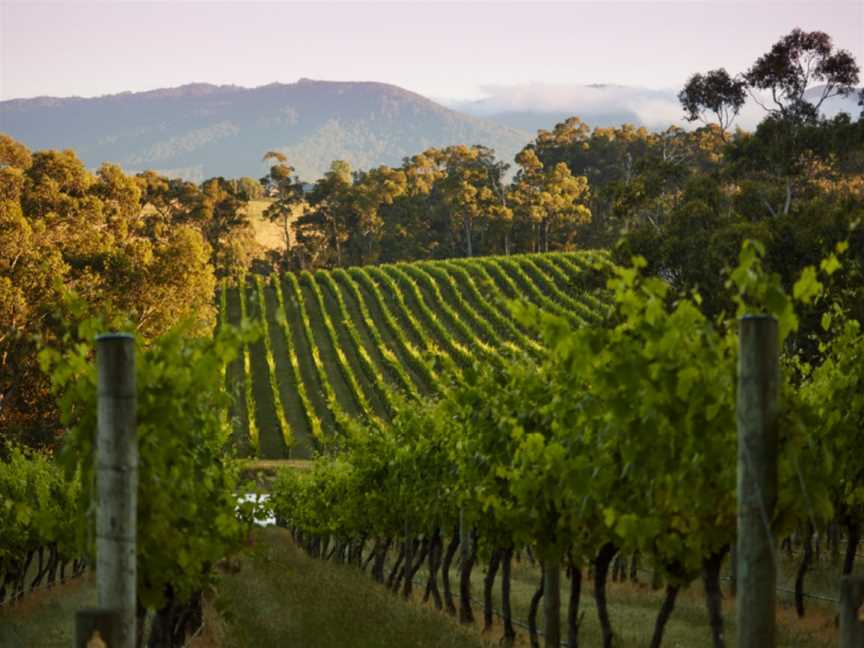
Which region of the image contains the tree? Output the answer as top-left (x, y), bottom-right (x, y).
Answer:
top-left (745, 29), bottom-right (860, 124)
top-left (262, 151), bottom-right (305, 259)
top-left (0, 137), bottom-right (220, 449)
top-left (349, 165), bottom-right (407, 264)
top-left (678, 69), bottom-right (747, 135)
top-left (294, 160), bottom-right (354, 268)
top-left (509, 148), bottom-right (591, 253)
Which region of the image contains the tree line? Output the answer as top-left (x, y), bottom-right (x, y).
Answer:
top-left (4, 28), bottom-right (864, 450)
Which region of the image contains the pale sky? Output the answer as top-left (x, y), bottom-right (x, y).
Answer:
top-left (1, 1), bottom-right (862, 102)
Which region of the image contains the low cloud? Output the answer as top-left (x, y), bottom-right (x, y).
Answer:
top-left (453, 83), bottom-right (858, 133)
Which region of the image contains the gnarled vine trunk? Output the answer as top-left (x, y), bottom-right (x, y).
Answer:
top-left (501, 546), bottom-right (516, 644)
top-left (566, 561), bottom-right (582, 648)
top-left (442, 525), bottom-right (460, 616)
top-left (483, 549), bottom-right (502, 631)
top-left (795, 523), bottom-right (814, 618)
top-left (528, 566), bottom-right (545, 648)
top-left (594, 542), bottom-right (618, 648)
top-left (702, 547), bottom-right (728, 648)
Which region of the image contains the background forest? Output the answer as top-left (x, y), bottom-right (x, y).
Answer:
top-left (3, 28), bottom-right (864, 450)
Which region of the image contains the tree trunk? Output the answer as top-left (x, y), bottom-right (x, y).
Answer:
top-left (795, 523), bottom-right (814, 618)
top-left (135, 603), bottom-right (148, 648)
top-left (728, 545), bottom-right (737, 597)
top-left (405, 537), bottom-right (430, 598)
top-left (386, 544), bottom-right (406, 590)
top-left (483, 549), bottom-right (502, 631)
top-left (17, 552), bottom-right (34, 599)
top-left (843, 519), bottom-right (859, 576)
top-left (459, 528), bottom-right (477, 623)
top-left (30, 546), bottom-right (45, 590)
top-left (372, 538), bottom-right (391, 583)
top-left (648, 583), bottom-right (680, 648)
top-left (363, 538), bottom-right (381, 573)
top-left (501, 546), bottom-right (516, 644)
top-left (703, 547), bottom-right (728, 648)
top-left (543, 559), bottom-right (561, 648)
top-left (782, 176), bottom-right (792, 216)
top-left (629, 551), bottom-right (639, 583)
top-left (46, 545), bottom-right (59, 588)
top-left (567, 562), bottom-right (582, 648)
top-left (442, 525), bottom-right (460, 615)
top-left (148, 588), bottom-right (203, 648)
top-left (594, 542), bottom-right (618, 648)
top-left (529, 567), bottom-right (545, 648)
top-left (830, 522), bottom-right (840, 567)
top-left (424, 529), bottom-right (443, 609)
top-left (401, 535), bottom-right (415, 596)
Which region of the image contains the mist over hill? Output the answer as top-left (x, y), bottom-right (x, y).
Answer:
top-left (448, 83), bottom-right (862, 136)
top-left (0, 80), bottom-right (531, 181)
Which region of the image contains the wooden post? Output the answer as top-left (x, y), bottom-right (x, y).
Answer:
top-left (736, 315), bottom-right (779, 648)
top-left (840, 575), bottom-right (864, 648)
top-left (543, 559), bottom-right (561, 648)
top-left (96, 334), bottom-right (137, 648)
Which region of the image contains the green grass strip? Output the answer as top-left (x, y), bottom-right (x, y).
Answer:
top-left (364, 266), bottom-right (452, 366)
top-left (435, 260), bottom-right (544, 357)
top-left (332, 269), bottom-right (420, 399)
top-left (302, 271), bottom-right (379, 424)
top-left (238, 276), bottom-right (259, 454)
top-left (286, 271), bottom-right (349, 431)
top-left (348, 267), bottom-right (438, 392)
top-left (519, 255), bottom-right (601, 324)
top-left (549, 253), bottom-right (614, 315)
top-left (272, 275), bottom-right (324, 443)
top-left (223, 286), bottom-right (251, 452)
top-left (530, 254), bottom-right (611, 320)
top-left (413, 263), bottom-right (520, 361)
top-left (255, 275), bottom-right (295, 452)
top-left (317, 270), bottom-right (396, 417)
top-left (490, 257), bottom-right (584, 327)
top-left (380, 264), bottom-right (475, 368)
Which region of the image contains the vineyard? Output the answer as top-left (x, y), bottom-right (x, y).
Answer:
top-left (219, 252), bottom-right (611, 459)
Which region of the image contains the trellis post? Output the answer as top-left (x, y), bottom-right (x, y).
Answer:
top-left (736, 315), bottom-right (779, 648)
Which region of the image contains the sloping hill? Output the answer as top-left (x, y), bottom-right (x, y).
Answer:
top-left (220, 251), bottom-right (611, 459)
top-left (0, 80), bottom-right (530, 181)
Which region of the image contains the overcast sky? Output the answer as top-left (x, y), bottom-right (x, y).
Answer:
top-left (1, 1), bottom-right (862, 102)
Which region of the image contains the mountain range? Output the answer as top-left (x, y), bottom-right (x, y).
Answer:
top-left (0, 80), bottom-right (531, 182)
top-left (2, 80), bottom-right (859, 182)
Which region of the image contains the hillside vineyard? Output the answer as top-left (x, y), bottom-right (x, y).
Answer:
top-left (220, 251), bottom-right (611, 459)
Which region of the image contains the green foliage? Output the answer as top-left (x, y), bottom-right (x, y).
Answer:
top-left (271, 239), bottom-right (854, 644)
top-left (0, 446), bottom-right (82, 584)
top-left (38, 317), bottom-right (257, 609)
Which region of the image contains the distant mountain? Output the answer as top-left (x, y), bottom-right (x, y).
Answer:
top-left (0, 80), bottom-right (531, 181)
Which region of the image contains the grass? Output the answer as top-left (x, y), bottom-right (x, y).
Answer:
top-left (205, 527), bottom-right (486, 648)
top-left (199, 532), bottom-right (842, 648)
top-left (0, 574), bottom-right (95, 647)
top-left (245, 199), bottom-right (285, 253)
top-left (1, 529), bottom-right (840, 648)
